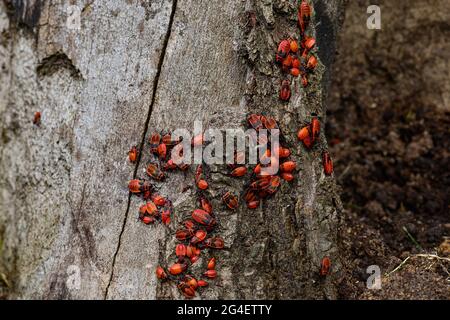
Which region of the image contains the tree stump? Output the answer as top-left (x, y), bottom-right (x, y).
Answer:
top-left (0, 0), bottom-right (345, 299)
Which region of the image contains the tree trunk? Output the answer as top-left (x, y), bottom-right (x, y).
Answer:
top-left (0, 0), bottom-right (345, 299)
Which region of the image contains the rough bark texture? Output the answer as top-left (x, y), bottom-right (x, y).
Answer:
top-left (0, 0), bottom-right (344, 299)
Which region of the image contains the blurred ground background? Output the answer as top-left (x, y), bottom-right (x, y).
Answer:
top-left (328, 0), bottom-right (450, 299)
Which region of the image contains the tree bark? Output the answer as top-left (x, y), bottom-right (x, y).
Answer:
top-left (0, 0), bottom-right (345, 299)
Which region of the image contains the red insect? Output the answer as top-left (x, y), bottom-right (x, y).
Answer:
top-left (151, 194), bottom-right (166, 206)
top-left (197, 179), bottom-right (208, 190)
top-left (190, 255), bottom-right (200, 264)
top-left (33, 112), bottom-right (41, 125)
top-left (280, 161), bottom-right (296, 173)
top-left (197, 280), bottom-right (208, 287)
top-left (322, 151), bottom-right (333, 176)
top-left (301, 74), bottom-right (308, 87)
top-left (291, 68), bottom-right (300, 77)
top-left (128, 179), bottom-right (153, 195)
top-left (139, 206), bottom-right (157, 224)
top-left (200, 197), bottom-right (213, 214)
top-left (302, 133), bottom-right (313, 149)
top-left (195, 165), bottom-right (208, 190)
top-left (250, 177), bottom-right (270, 190)
top-left (281, 173), bottom-right (295, 182)
top-left (162, 159), bottom-right (177, 171)
top-left (207, 257), bottom-right (216, 270)
top-left (307, 55), bottom-right (318, 71)
top-left (141, 216), bottom-right (155, 225)
top-left (176, 244), bottom-right (187, 258)
top-left (298, 0), bottom-right (312, 34)
top-left (280, 147), bottom-right (290, 158)
top-left (190, 229), bottom-right (207, 245)
top-left (248, 114), bottom-right (263, 131)
top-left (266, 176), bottom-right (281, 195)
top-left (161, 205), bottom-right (172, 225)
top-left (297, 126), bottom-right (310, 141)
top-left (262, 117), bottom-right (278, 130)
top-left (141, 182), bottom-right (152, 195)
top-left (244, 189), bottom-right (258, 202)
top-left (143, 201), bottom-right (157, 215)
top-left (186, 245), bottom-right (196, 258)
top-left (184, 275), bottom-right (198, 290)
top-left (259, 115), bottom-right (267, 126)
top-left (282, 54), bottom-right (293, 72)
top-left (302, 36), bottom-right (316, 52)
top-left (279, 79), bottom-right (291, 101)
top-left (157, 143), bottom-right (167, 159)
top-left (156, 266), bottom-right (167, 280)
top-left (276, 39), bottom-right (291, 63)
top-left (177, 282), bottom-right (195, 298)
top-left (247, 200), bottom-right (260, 209)
top-left (203, 270), bottom-right (217, 279)
top-left (311, 117), bottom-right (320, 141)
top-left (138, 204), bottom-right (147, 216)
top-left (192, 209), bottom-right (216, 226)
top-left (128, 179), bottom-right (142, 193)
top-left (149, 132), bottom-right (161, 154)
top-left (231, 166), bottom-right (247, 177)
top-left (320, 256), bottom-right (331, 276)
top-left (147, 163), bottom-right (165, 181)
top-left (162, 133), bottom-right (180, 146)
top-left (128, 146), bottom-right (138, 163)
top-left (290, 39), bottom-right (299, 53)
top-left (222, 191), bottom-right (238, 210)
top-left (176, 229), bottom-right (195, 241)
top-left (205, 237), bottom-right (224, 249)
top-left (184, 219), bottom-right (197, 231)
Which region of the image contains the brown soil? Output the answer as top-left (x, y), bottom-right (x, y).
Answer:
top-left (329, 0), bottom-right (450, 299)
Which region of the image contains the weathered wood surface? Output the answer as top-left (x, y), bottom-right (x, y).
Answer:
top-left (0, 0), bottom-right (344, 299)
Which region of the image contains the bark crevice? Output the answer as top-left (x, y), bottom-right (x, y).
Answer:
top-left (103, 0), bottom-right (179, 299)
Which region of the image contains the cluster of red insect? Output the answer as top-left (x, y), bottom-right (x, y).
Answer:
top-left (237, 114), bottom-right (296, 209)
top-left (128, 132), bottom-right (192, 226)
top-left (296, 116), bottom-right (333, 176)
top-left (296, 115), bottom-right (333, 275)
top-left (156, 204), bottom-right (224, 298)
top-left (127, 132), bottom-right (227, 298)
top-left (277, 0), bottom-right (317, 101)
top-left (155, 254), bottom-right (217, 298)
top-left (128, 178), bottom-right (173, 225)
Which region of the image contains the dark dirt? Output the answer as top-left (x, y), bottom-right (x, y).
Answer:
top-left (328, 0), bottom-right (450, 299)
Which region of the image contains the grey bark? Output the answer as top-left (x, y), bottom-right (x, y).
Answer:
top-left (0, 0), bottom-right (344, 299)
